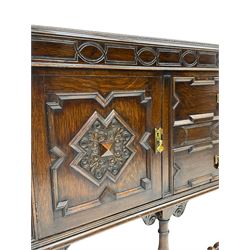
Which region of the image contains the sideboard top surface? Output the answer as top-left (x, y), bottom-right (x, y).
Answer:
top-left (32, 25), bottom-right (218, 50)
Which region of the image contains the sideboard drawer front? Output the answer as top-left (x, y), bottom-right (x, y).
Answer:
top-left (173, 143), bottom-right (219, 193)
top-left (173, 76), bottom-right (219, 126)
top-left (173, 120), bottom-right (219, 148)
top-left (32, 70), bottom-right (164, 238)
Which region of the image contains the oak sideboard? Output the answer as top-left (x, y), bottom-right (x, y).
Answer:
top-left (31, 25), bottom-right (219, 250)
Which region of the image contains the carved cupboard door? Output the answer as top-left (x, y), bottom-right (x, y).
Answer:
top-left (32, 69), bottom-right (165, 238)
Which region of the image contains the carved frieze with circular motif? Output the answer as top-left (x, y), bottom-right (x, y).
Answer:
top-left (137, 47), bottom-right (157, 66)
top-left (180, 50), bottom-right (199, 67)
top-left (77, 42), bottom-right (106, 64)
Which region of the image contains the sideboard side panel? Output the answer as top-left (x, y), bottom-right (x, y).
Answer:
top-left (32, 72), bottom-right (55, 238)
top-left (169, 71), bottom-right (219, 195)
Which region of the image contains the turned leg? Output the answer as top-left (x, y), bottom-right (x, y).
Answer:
top-left (157, 217), bottom-right (170, 250)
top-left (142, 201), bottom-right (188, 250)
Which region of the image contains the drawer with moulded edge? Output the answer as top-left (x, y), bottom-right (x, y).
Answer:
top-left (173, 141), bottom-right (219, 194)
top-left (172, 76), bottom-right (219, 127)
top-left (173, 120), bottom-right (219, 149)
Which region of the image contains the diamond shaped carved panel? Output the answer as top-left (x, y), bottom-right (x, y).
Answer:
top-left (69, 110), bottom-right (136, 186)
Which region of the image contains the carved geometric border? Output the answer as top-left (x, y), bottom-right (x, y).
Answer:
top-left (180, 50), bottom-right (199, 67)
top-left (137, 47), bottom-right (157, 66)
top-left (50, 146), bottom-right (69, 216)
top-left (174, 113), bottom-right (219, 127)
top-left (139, 132), bottom-right (151, 150)
top-left (105, 44), bottom-right (137, 65)
top-left (172, 76), bottom-right (219, 127)
top-left (47, 89), bottom-right (153, 216)
top-left (76, 42), bottom-right (106, 64)
top-left (174, 121), bottom-right (219, 147)
top-left (47, 90), bottom-right (151, 111)
top-left (50, 145), bottom-right (152, 217)
top-left (73, 41), bottom-right (219, 68)
top-left (174, 172), bottom-right (219, 194)
top-left (197, 51), bottom-right (218, 68)
top-left (50, 147), bottom-right (152, 217)
top-left (173, 140), bottom-right (219, 193)
top-left (33, 36), bottom-right (219, 68)
top-left (173, 139), bottom-right (219, 154)
top-left (32, 37), bottom-right (78, 63)
top-left (157, 48), bottom-right (182, 67)
top-left (69, 110), bottom-right (136, 186)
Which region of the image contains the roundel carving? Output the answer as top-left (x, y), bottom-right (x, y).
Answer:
top-left (180, 50), bottom-right (198, 67)
top-left (69, 110), bottom-right (136, 186)
top-left (137, 47), bottom-right (157, 66)
top-left (77, 42), bottom-right (106, 64)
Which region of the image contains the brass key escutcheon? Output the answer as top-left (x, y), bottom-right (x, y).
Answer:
top-left (214, 155), bottom-right (219, 169)
top-left (155, 128), bottom-right (164, 153)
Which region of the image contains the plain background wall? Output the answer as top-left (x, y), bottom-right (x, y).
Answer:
top-left (1, 0), bottom-right (249, 249)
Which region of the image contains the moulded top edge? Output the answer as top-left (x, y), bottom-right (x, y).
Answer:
top-left (31, 25), bottom-right (219, 51)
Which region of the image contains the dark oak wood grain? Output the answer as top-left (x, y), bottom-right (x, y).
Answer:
top-left (31, 26), bottom-right (219, 250)
top-left (32, 26), bottom-right (218, 69)
top-left (33, 69), bottom-right (164, 238)
top-left (172, 76), bottom-right (219, 125)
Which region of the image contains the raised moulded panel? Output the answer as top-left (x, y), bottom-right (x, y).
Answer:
top-left (172, 76), bottom-right (219, 126)
top-left (69, 110), bottom-right (136, 186)
top-left (105, 44), bottom-right (137, 65)
top-left (173, 121), bottom-right (219, 148)
top-left (173, 141), bottom-right (219, 193)
top-left (47, 91), bottom-right (154, 216)
top-left (197, 51), bottom-right (217, 67)
top-left (44, 74), bottom-right (163, 225)
top-left (157, 48), bottom-right (182, 66)
top-left (32, 37), bottom-right (78, 62)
